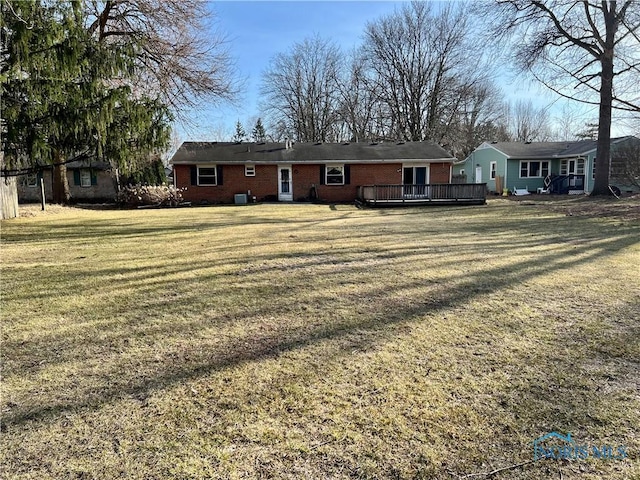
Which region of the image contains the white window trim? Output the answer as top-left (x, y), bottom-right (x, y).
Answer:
top-left (560, 158), bottom-right (586, 176)
top-left (197, 165), bottom-right (217, 186)
top-left (490, 162), bottom-right (497, 179)
top-left (245, 165), bottom-right (256, 177)
top-left (519, 160), bottom-right (549, 178)
top-left (325, 164), bottom-right (345, 185)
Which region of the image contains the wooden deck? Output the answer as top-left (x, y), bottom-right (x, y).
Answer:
top-left (356, 183), bottom-right (487, 207)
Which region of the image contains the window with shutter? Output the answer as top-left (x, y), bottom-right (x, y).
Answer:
top-left (197, 166), bottom-right (217, 185)
top-left (325, 165), bottom-right (344, 185)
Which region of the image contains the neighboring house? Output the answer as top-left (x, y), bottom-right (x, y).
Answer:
top-left (454, 136), bottom-right (640, 194)
top-left (18, 160), bottom-right (117, 203)
top-left (170, 141), bottom-right (460, 204)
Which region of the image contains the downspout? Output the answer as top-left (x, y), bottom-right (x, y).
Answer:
top-left (504, 156), bottom-right (508, 191)
top-left (585, 156), bottom-right (590, 192)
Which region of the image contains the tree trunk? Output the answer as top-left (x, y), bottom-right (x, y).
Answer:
top-left (592, 59), bottom-right (614, 195)
top-left (52, 152), bottom-right (71, 204)
top-left (591, 8), bottom-right (617, 196)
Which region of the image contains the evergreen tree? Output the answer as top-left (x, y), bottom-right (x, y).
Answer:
top-left (251, 118), bottom-right (267, 142)
top-left (575, 123), bottom-right (599, 141)
top-left (233, 120), bottom-right (246, 142)
top-left (1, 1), bottom-right (171, 203)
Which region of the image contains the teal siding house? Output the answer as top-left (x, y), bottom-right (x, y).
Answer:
top-left (453, 136), bottom-right (639, 194)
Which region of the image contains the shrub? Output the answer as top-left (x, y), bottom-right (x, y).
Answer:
top-left (119, 159), bottom-right (168, 186)
top-left (115, 184), bottom-right (185, 207)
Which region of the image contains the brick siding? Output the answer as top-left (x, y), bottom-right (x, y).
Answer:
top-left (175, 164), bottom-right (279, 204)
top-left (175, 163), bottom-right (404, 203)
top-left (430, 162), bottom-right (452, 183)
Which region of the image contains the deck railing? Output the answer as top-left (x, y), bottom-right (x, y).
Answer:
top-left (357, 183), bottom-right (487, 205)
top-left (549, 174), bottom-right (585, 194)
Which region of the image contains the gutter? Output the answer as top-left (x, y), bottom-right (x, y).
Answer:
top-left (170, 157), bottom-right (458, 165)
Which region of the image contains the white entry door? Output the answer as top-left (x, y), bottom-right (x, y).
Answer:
top-left (475, 166), bottom-right (482, 183)
top-left (278, 165), bottom-right (293, 201)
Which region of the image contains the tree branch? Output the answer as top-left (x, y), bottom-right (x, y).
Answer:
top-left (531, 1), bottom-right (601, 57)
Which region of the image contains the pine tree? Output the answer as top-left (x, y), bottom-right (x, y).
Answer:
top-left (232, 120), bottom-right (246, 143)
top-left (251, 118), bottom-right (267, 142)
top-left (1, 1), bottom-right (171, 204)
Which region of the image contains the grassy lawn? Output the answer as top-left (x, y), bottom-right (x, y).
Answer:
top-left (1, 197), bottom-right (639, 479)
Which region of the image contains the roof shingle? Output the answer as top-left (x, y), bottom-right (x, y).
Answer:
top-left (170, 141), bottom-right (456, 165)
top-left (484, 137), bottom-right (631, 159)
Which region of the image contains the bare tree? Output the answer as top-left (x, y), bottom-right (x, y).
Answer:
top-left (361, 1), bottom-right (484, 142)
top-left (85, 0), bottom-right (238, 120)
top-left (261, 35), bottom-right (341, 142)
top-left (553, 104), bottom-right (587, 141)
top-left (485, 0), bottom-right (640, 195)
top-left (507, 100), bottom-right (553, 142)
top-left (444, 81), bottom-right (511, 159)
top-left (334, 48), bottom-right (380, 142)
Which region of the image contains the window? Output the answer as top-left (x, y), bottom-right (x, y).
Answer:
top-left (26, 174), bottom-right (38, 187)
top-left (560, 158), bottom-right (585, 176)
top-left (592, 158), bottom-right (596, 179)
top-left (490, 162), bottom-right (497, 179)
top-left (520, 161), bottom-right (549, 178)
top-left (245, 165), bottom-right (255, 177)
top-left (198, 166), bottom-right (217, 185)
top-left (325, 165), bottom-right (344, 185)
top-left (403, 166), bottom-right (428, 184)
top-left (73, 169), bottom-right (96, 186)
top-left (80, 169), bottom-right (92, 187)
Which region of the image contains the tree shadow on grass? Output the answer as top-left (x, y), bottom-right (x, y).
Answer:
top-left (3, 216), bottom-right (638, 433)
top-left (3, 211), bottom-right (636, 373)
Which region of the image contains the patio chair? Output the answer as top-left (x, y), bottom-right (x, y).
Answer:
top-left (513, 186), bottom-right (530, 196)
top-left (537, 175), bottom-right (552, 194)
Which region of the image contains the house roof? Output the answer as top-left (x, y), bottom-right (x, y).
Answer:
top-left (479, 137), bottom-right (633, 159)
top-left (170, 141), bottom-right (457, 165)
top-left (66, 160), bottom-right (111, 170)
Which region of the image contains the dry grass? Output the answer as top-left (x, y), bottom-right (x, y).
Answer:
top-left (1, 197), bottom-right (639, 479)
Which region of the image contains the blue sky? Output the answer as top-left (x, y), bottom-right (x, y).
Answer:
top-left (176, 1), bottom-right (608, 142)
top-left (181, 1), bottom-right (410, 140)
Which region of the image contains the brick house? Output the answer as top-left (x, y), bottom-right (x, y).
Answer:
top-left (170, 141), bottom-right (458, 204)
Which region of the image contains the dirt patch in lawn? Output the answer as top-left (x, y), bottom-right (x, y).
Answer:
top-left (17, 203), bottom-right (77, 217)
top-left (507, 194), bottom-right (640, 222)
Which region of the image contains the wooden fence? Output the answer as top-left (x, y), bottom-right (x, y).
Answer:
top-left (1, 176), bottom-right (19, 219)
